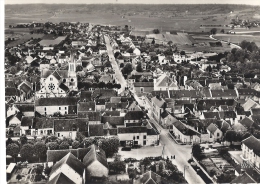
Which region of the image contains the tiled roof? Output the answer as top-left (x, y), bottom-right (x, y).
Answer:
top-left (197, 99), bottom-right (236, 111)
top-left (101, 116), bottom-right (124, 127)
top-left (83, 144), bottom-right (108, 168)
top-left (137, 171), bottom-right (164, 184)
top-left (47, 172), bottom-right (75, 184)
top-left (211, 89), bottom-right (237, 98)
top-left (21, 116), bottom-right (34, 126)
top-left (5, 87), bottom-right (20, 97)
top-left (88, 124), bottom-right (104, 136)
top-left (92, 89), bottom-right (117, 99)
top-left (207, 123), bottom-right (219, 134)
top-left (242, 99), bottom-right (260, 111)
top-left (80, 91), bottom-right (92, 102)
top-left (218, 111), bottom-right (236, 119)
top-left (14, 103), bottom-right (34, 112)
top-left (77, 102), bottom-right (95, 112)
top-left (118, 126), bottom-right (147, 134)
top-left (230, 172), bottom-right (256, 184)
top-left (242, 136), bottom-right (260, 157)
top-left (54, 119), bottom-right (87, 132)
top-left (85, 111), bottom-right (101, 121)
top-left (237, 88), bottom-right (257, 96)
top-left (124, 111), bottom-right (145, 120)
top-left (240, 117), bottom-right (254, 130)
top-left (41, 69), bottom-right (68, 79)
top-left (203, 112), bottom-right (220, 120)
top-left (19, 83), bottom-right (31, 93)
top-left (133, 82), bottom-right (154, 87)
top-left (59, 83), bottom-right (69, 92)
top-left (50, 152), bottom-right (85, 176)
top-left (35, 97), bottom-right (79, 106)
top-left (151, 96), bottom-right (165, 108)
top-left (102, 111), bottom-right (120, 116)
top-left (251, 108), bottom-right (260, 115)
top-left (105, 102), bottom-right (128, 110)
top-left (151, 91), bottom-right (169, 98)
top-left (169, 90), bottom-right (202, 99)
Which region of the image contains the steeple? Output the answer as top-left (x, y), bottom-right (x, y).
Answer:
top-left (68, 50), bottom-right (76, 76)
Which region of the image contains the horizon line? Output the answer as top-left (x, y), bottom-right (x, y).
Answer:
top-left (5, 3), bottom-right (260, 6)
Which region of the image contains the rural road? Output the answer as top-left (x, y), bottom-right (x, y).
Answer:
top-left (209, 34), bottom-right (241, 49)
top-left (104, 35), bottom-right (127, 94)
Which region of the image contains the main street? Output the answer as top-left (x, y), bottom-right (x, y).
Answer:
top-left (104, 35), bottom-right (127, 94)
top-left (105, 36), bottom-right (205, 184)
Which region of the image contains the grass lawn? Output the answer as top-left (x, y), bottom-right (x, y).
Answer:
top-left (118, 146), bottom-right (163, 160)
top-left (214, 34), bottom-right (260, 46)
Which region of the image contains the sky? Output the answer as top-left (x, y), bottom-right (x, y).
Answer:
top-left (4, 0), bottom-right (260, 5)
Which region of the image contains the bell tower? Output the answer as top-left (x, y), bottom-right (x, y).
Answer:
top-left (68, 50), bottom-right (76, 78)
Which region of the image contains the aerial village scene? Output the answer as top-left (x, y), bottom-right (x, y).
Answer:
top-left (4, 1), bottom-right (260, 183)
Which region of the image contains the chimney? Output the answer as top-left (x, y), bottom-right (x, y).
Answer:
top-left (141, 165), bottom-right (145, 174)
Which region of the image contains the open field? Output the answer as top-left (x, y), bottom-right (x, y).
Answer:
top-left (5, 33), bottom-right (44, 47)
top-left (39, 36), bottom-right (67, 46)
top-left (5, 4), bottom-right (260, 32)
top-left (214, 34), bottom-right (260, 46)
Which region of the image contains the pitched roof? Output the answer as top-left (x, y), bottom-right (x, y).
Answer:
top-left (77, 102), bottom-right (95, 112)
top-left (230, 172), bottom-right (256, 184)
top-left (151, 91), bottom-right (169, 98)
top-left (101, 116), bottom-right (124, 127)
top-left (207, 123), bottom-right (219, 134)
top-left (50, 152), bottom-right (85, 176)
top-left (88, 124), bottom-right (104, 136)
top-left (197, 99), bottom-right (236, 111)
top-left (83, 144), bottom-right (108, 168)
top-left (251, 108), bottom-right (260, 115)
top-left (169, 90), bottom-right (202, 99)
top-left (137, 170), bottom-right (163, 184)
top-left (118, 126), bottom-right (147, 134)
top-left (133, 82), bottom-right (154, 87)
top-left (240, 117), bottom-right (255, 130)
top-left (105, 102), bottom-right (128, 110)
top-left (14, 103), bottom-right (34, 112)
top-left (242, 99), bottom-right (260, 111)
top-left (218, 111), bottom-right (236, 119)
top-left (102, 111), bottom-right (120, 116)
top-left (47, 173), bottom-right (76, 184)
top-left (242, 136), bottom-right (260, 157)
top-left (203, 112), bottom-right (220, 120)
top-left (19, 83), bottom-right (32, 93)
top-left (35, 97), bottom-right (79, 106)
top-left (151, 96), bottom-right (165, 108)
top-left (21, 116), bottom-right (34, 126)
top-left (80, 91), bottom-right (92, 102)
top-left (84, 111), bottom-right (101, 121)
top-left (5, 87), bottom-right (20, 97)
top-left (59, 83), bottom-right (69, 92)
top-left (41, 69), bottom-right (68, 79)
top-left (210, 89), bottom-right (237, 98)
top-left (33, 117), bottom-right (54, 129)
top-left (125, 111), bottom-right (146, 120)
top-left (92, 89), bottom-right (117, 99)
top-left (54, 119), bottom-right (87, 132)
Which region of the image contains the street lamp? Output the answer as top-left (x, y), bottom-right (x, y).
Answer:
top-left (184, 165), bottom-right (189, 179)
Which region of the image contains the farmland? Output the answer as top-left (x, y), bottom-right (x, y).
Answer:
top-left (39, 36), bottom-right (67, 46)
top-left (5, 33), bottom-right (44, 47)
top-left (214, 34), bottom-right (260, 46)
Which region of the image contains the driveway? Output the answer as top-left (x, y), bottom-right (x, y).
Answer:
top-left (104, 35), bottom-right (127, 94)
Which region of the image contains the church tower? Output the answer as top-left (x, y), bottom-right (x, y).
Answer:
top-left (68, 50), bottom-right (77, 90)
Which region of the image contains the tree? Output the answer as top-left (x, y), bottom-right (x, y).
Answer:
top-left (153, 29), bottom-right (160, 34)
top-left (119, 63), bottom-right (124, 68)
top-left (151, 38), bottom-right (155, 44)
top-left (20, 144), bottom-right (34, 161)
top-left (44, 166), bottom-right (52, 176)
top-left (136, 62), bottom-right (143, 72)
top-left (180, 51), bottom-right (186, 56)
top-left (34, 142), bottom-right (47, 162)
top-left (109, 161), bottom-right (126, 174)
top-left (168, 41), bottom-right (173, 46)
top-left (192, 143), bottom-right (203, 160)
top-left (81, 138), bottom-right (95, 148)
top-left (6, 143), bottom-right (20, 162)
top-left (59, 142), bottom-right (70, 150)
top-left (20, 134), bottom-right (28, 145)
top-left (76, 65), bottom-right (83, 72)
top-left (210, 28), bottom-right (217, 35)
top-left (16, 174), bottom-right (22, 182)
top-left (72, 140), bottom-right (80, 149)
top-left (121, 63), bottom-right (133, 76)
top-left (220, 29), bottom-right (225, 33)
top-left (100, 137), bottom-right (120, 157)
top-left (98, 82), bottom-right (106, 89)
top-left (46, 142), bottom-right (59, 150)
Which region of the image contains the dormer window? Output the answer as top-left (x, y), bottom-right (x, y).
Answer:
top-left (50, 78), bottom-right (53, 81)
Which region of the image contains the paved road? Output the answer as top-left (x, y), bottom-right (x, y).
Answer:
top-left (133, 92), bottom-right (205, 183)
top-left (104, 35), bottom-right (127, 94)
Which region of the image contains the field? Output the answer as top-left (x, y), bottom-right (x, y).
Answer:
top-left (5, 33), bottom-right (44, 47)
top-left (5, 4), bottom-right (260, 33)
top-left (39, 36), bottom-right (67, 46)
top-left (214, 34), bottom-right (260, 46)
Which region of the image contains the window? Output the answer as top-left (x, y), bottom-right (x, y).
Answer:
top-left (143, 140), bottom-right (146, 145)
top-left (59, 107), bottom-right (61, 110)
top-left (143, 135), bottom-right (146, 139)
top-left (137, 136), bottom-right (139, 139)
top-left (217, 133), bottom-right (220, 137)
top-left (69, 132), bottom-right (72, 137)
top-left (140, 87), bottom-right (144, 93)
top-left (57, 133), bottom-right (60, 137)
top-left (44, 107), bottom-right (47, 111)
top-left (65, 111), bottom-right (67, 114)
top-left (50, 77), bottom-right (53, 81)
top-left (65, 107), bottom-right (67, 110)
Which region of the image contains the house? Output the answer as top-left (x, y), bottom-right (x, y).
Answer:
top-left (201, 112), bottom-right (220, 120)
top-left (18, 81), bottom-right (33, 101)
top-left (77, 102), bottom-right (96, 113)
top-left (83, 144), bottom-right (109, 180)
top-left (54, 119), bottom-right (88, 140)
top-left (153, 74), bottom-right (178, 91)
top-left (5, 87), bottom-right (21, 102)
top-left (6, 112), bottom-right (23, 126)
top-left (151, 96), bottom-right (165, 123)
top-left (196, 99), bottom-right (236, 112)
top-left (35, 97), bottom-right (78, 116)
top-left (230, 172), bottom-right (257, 184)
top-left (84, 111), bottom-right (101, 124)
top-left (105, 102), bottom-right (128, 111)
top-left (242, 99), bottom-right (260, 111)
top-left (218, 111), bottom-right (237, 125)
top-left (20, 116), bottom-right (34, 135)
top-left (7, 103), bottom-right (34, 118)
top-left (88, 124), bottom-right (104, 137)
top-left (171, 120), bottom-right (201, 144)
top-left (241, 135), bottom-right (260, 169)
top-left (207, 123), bottom-right (223, 142)
top-left (124, 111), bottom-right (146, 124)
top-left (31, 117), bottom-right (55, 137)
top-left (48, 152), bottom-right (85, 184)
top-left (210, 89), bottom-right (238, 99)
top-left (169, 90), bottom-right (202, 100)
top-left (237, 88), bottom-right (257, 100)
top-left (133, 82), bottom-right (154, 94)
top-left (95, 99), bottom-right (106, 111)
top-left (240, 117), bottom-right (255, 131)
top-left (47, 172), bottom-right (76, 184)
top-left (117, 126), bottom-right (148, 146)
